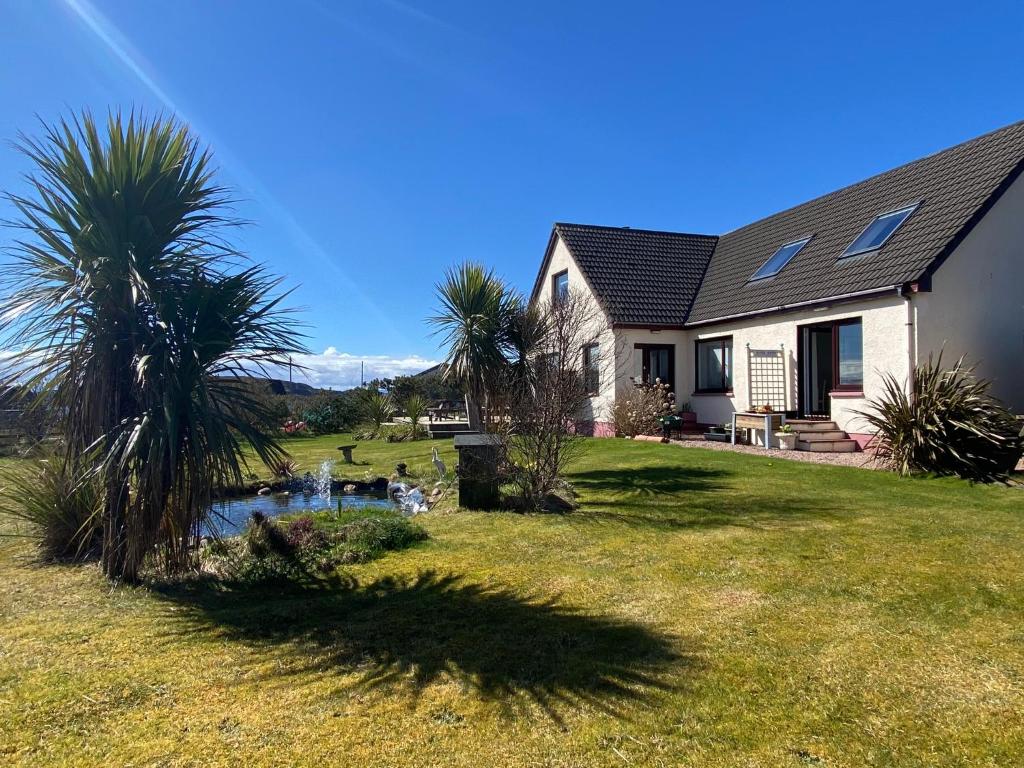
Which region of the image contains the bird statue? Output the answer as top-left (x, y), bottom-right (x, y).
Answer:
top-left (431, 447), bottom-right (447, 479)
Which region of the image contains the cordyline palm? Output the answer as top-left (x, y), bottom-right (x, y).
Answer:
top-left (429, 262), bottom-right (517, 429)
top-left (0, 111), bottom-right (304, 581)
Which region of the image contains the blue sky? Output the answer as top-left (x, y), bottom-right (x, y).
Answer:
top-left (2, 1), bottom-right (1022, 389)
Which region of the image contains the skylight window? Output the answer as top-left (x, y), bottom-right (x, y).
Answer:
top-left (749, 237), bottom-right (811, 281)
top-left (842, 204), bottom-right (918, 258)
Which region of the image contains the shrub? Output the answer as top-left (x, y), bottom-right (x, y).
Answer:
top-left (266, 457), bottom-right (300, 479)
top-left (0, 453), bottom-right (102, 560)
top-left (300, 392), bottom-right (363, 435)
top-left (403, 394), bottom-right (428, 438)
top-left (284, 515), bottom-right (328, 550)
top-left (361, 389), bottom-right (396, 430)
top-left (611, 381), bottom-right (675, 437)
top-left (333, 514), bottom-right (428, 563)
top-left (205, 509), bottom-right (427, 584)
top-left (857, 355), bottom-right (1024, 482)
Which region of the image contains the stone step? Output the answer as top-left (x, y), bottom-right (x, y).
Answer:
top-left (793, 430), bottom-right (848, 442)
top-left (786, 420), bottom-right (840, 432)
top-left (797, 439), bottom-right (858, 452)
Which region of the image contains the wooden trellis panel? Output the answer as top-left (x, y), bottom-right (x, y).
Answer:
top-left (747, 346), bottom-right (787, 412)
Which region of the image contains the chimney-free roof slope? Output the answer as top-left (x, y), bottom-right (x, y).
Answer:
top-left (544, 223), bottom-right (718, 326)
top-left (542, 121), bottom-right (1024, 327)
top-left (687, 120), bottom-right (1024, 323)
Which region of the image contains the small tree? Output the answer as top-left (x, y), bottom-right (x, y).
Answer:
top-left (0, 112), bottom-right (304, 581)
top-left (429, 263), bottom-right (516, 430)
top-left (360, 388), bottom-right (396, 433)
top-left (403, 394), bottom-right (428, 438)
top-left (500, 289), bottom-right (607, 509)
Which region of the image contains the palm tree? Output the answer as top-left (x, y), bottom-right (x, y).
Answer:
top-left (0, 111), bottom-right (304, 581)
top-left (429, 263), bottom-right (516, 430)
top-left (403, 393), bottom-right (428, 437)
top-left (361, 388), bottom-right (396, 432)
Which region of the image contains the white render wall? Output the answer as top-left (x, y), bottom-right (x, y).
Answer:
top-left (912, 173), bottom-right (1024, 412)
top-left (538, 232), bottom-right (915, 435)
top-left (682, 294), bottom-right (911, 435)
top-left (535, 236), bottom-right (618, 427)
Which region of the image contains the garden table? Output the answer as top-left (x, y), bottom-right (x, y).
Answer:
top-left (731, 412), bottom-right (785, 450)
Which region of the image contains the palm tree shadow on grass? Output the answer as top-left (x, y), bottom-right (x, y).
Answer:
top-left (153, 570), bottom-right (696, 722)
top-left (569, 466), bottom-right (845, 530)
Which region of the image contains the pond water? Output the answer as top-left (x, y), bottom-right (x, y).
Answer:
top-left (208, 491), bottom-right (396, 536)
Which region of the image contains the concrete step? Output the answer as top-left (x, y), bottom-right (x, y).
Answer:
top-left (793, 430), bottom-right (848, 442)
top-left (797, 439), bottom-right (858, 452)
top-left (786, 420), bottom-right (840, 432)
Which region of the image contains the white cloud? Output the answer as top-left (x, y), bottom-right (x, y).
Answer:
top-left (269, 347), bottom-right (440, 391)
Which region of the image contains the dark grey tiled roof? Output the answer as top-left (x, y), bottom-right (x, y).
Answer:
top-left (544, 121), bottom-right (1024, 327)
top-left (551, 223), bottom-right (718, 326)
top-left (687, 120), bottom-right (1024, 323)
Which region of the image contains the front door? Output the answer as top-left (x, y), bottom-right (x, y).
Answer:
top-left (800, 325), bottom-right (833, 418)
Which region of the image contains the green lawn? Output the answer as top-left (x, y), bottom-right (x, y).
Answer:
top-left (2, 436), bottom-right (1024, 767)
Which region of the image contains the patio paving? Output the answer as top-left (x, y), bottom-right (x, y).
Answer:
top-left (668, 434), bottom-right (883, 469)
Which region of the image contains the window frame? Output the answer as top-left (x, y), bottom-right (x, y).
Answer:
top-left (749, 236), bottom-right (813, 282)
top-left (552, 270), bottom-right (569, 303)
top-left (832, 318), bottom-right (864, 392)
top-left (693, 336), bottom-right (733, 394)
top-left (634, 343), bottom-right (675, 393)
top-left (581, 343), bottom-right (600, 395)
top-left (841, 203), bottom-right (919, 259)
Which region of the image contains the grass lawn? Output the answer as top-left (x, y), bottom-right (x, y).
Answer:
top-left (2, 436), bottom-right (1024, 766)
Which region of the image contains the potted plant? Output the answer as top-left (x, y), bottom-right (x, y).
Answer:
top-left (775, 423), bottom-right (796, 450)
top-left (676, 400), bottom-right (697, 426)
top-left (705, 423), bottom-right (730, 442)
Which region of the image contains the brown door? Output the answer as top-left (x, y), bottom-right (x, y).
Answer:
top-left (800, 325), bottom-right (833, 418)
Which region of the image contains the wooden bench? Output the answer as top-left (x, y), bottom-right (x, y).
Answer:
top-left (337, 444), bottom-right (357, 464)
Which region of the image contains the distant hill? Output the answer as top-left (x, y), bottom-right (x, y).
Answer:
top-left (229, 376), bottom-right (319, 397)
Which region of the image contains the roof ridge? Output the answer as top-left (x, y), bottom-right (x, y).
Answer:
top-left (720, 119), bottom-right (1024, 236)
top-left (554, 221), bottom-right (718, 240)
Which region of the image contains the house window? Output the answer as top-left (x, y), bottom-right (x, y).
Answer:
top-left (835, 319), bottom-right (863, 389)
top-left (842, 204), bottom-right (918, 258)
top-left (552, 270), bottom-right (569, 303)
top-left (695, 337), bottom-right (733, 393)
top-left (582, 343), bottom-right (600, 394)
top-left (750, 236), bottom-right (812, 281)
top-left (635, 344), bottom-right (674, 392)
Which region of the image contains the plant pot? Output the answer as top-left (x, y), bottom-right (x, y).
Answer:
top-left (775, 432), bottom-right (797, 450)
top-left (705, 432), bottom-right (729, 442)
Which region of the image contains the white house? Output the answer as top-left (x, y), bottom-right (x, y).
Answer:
top-left (530, 121), bottom-right (1024, 449)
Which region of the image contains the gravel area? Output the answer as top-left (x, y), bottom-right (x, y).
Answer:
top-left (667, 434), bottom-right (884, 470)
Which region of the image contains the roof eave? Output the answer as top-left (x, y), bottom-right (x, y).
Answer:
top-left (684, 284), bottom-right (909, 328)
top-left (611, 322), bottom-right (687, 330)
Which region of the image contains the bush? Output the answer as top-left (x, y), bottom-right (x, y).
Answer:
top-left (361, 389), bottom-right (396, 430)
top-left (266, 457), bottom-right (300, 479)
top-left (0, 453), bottom-right (102, 560)
top-left (403, 394), bottom-right (428, 438)
top-left (300, 392), bottom-right (363, 435)
top-left (857, 355), bottom-right (1024, 482)
top-left (355, 423), bottom-right (419, 443)
top-left (611, 381), bottom-right (675, 437)
top-left (204, 508), bottom-right (427, 584)
top-left (333, 514), bottom-right (428, 563)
